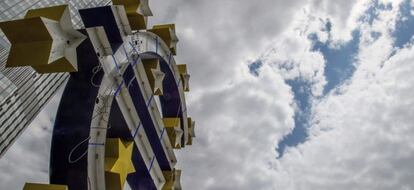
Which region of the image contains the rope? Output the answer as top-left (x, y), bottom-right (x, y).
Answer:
top-left (91, 90), bottom-right (113, 121)
top-left (76, 68), bottom-right (114, 164)
top-left (91, 63), bottom-right (103, 88)
top-left (68, 136), bottom-right (91, 164)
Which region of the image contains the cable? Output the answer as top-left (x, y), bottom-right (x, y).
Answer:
top-left (68, 136), bottom-right (91, 164)
top-left (91, 90), bottom-right (112, 121)
top-left (90, 63), bottom-right (103, 88)
top-left (68, 83), bottom-right (115, 164)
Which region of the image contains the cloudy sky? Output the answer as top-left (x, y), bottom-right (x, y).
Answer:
top-left (2, 0), bottom-right (414, 189)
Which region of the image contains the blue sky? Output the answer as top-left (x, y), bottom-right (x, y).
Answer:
top-left (274, 27), bottom-right (360, 158)
top-left (249, 22), bottom-right (361, 158)
top-left (250, 0), bottom-right (414, 158)
top-left (394, 0), bottom-right (414, 48)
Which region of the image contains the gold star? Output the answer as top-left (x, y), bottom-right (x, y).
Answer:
top-left (152, 64), bottom-right (165, 95)
top-left (174, 128), bottom-right (183, 148)
top-left (177, 64), bottom-right (190, 92)
top-left (148, 24), bottom-right (179, 55)
top-left (0, 5), bottom-right (85, 73)
top-left (188, 117), bottom-right (196, 138)
top-left (105, 138), bottom-right (135, 190)
top-left (23, 183), bottom-right (68, 190)
top-left (163, 118), bottom-right (184, 149)
top-left (162, 169), bottom-right (182, 190)
top-left (142, 59), bottom-right (165, 95)
top-left (181, 73), bottom-right (190, 92)
top-left (112, 0), bottom-right (152, 30)
top-left (187, 118), bottom-right (195, 146)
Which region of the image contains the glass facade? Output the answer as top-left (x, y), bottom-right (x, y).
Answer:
top-left (0, 0), bottom-right (112, 157)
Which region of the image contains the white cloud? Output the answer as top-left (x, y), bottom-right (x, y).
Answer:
top-left (272, 1), bottom-right (414, 189)
top-left (276, 41), bottom-right (414, 190)
top-left (149, 0), bottom-right (306, 89)
top-left (302, 0), bottom-right (371, 43)
top-left (260, 27), bottom-right (327, 96)
top-left (177, 64), bottom-right (294, 190)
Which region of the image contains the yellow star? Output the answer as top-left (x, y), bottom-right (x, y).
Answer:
top-left (174, 128), bottom-right (183, 148)
top-left (0, 5), bottom-right (85, 73)
top-left (112, 0), bottom-right (152, 30)
top-left (142, 59), bottom-right (165, 95)
top-left (177, 64), bottom-right (190, 92)
top-left (23, 183), bottom-right (68, 190)
top-left (187, 118), bottom-right (195, 146)
top-left (181, 73), bottom-right (190, 92)
top-left (163, 118), bottom-right (184, 149)
top-left (148, 24), bottom-right (179, 55)
top-left (151, 64), bottom-right (165, 95)
top-left (105, 138), bottom-right (135, 190)
top-left (162, 169), bottom-right (182, 190)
